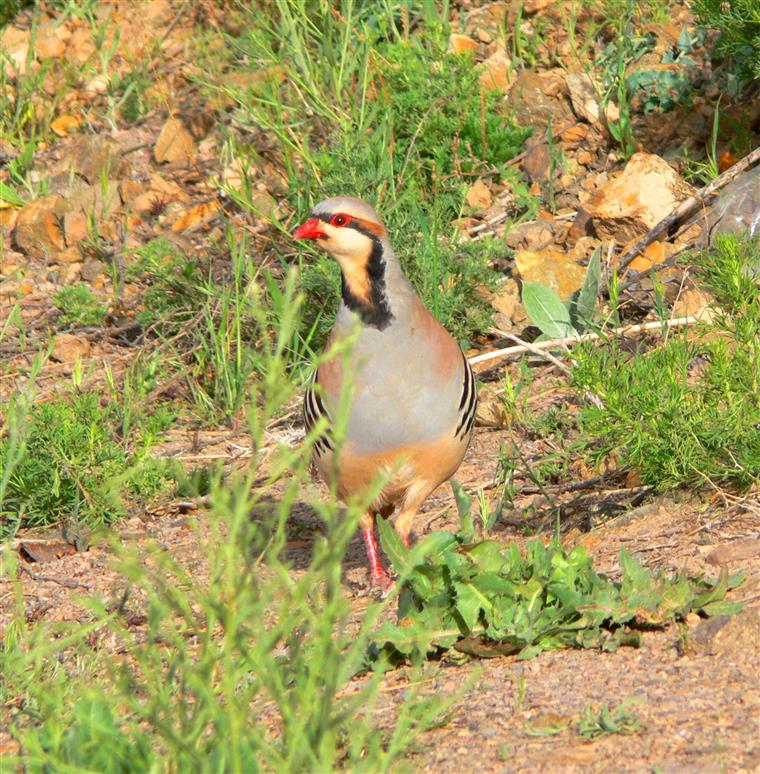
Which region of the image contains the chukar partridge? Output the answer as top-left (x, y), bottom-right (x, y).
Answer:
top-left (294, 197), bottom-right (477, 588)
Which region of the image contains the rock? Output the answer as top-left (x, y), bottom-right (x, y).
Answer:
top-left (18, 539), bottom-right (76, 563)
top-left (522, 141), bottom-right (551, 183)
top-left (581, 153), bottom-right (695, 243)
top-left (487, 277), bottom-right (521, 318)
top-left (51, 114), bottom-right (82, 137)
top-left (706, 538), bottom-right (760, 566)
top-left (53, 245), bottom-right (84, 264)
top-left (507, 69), bottom-right (572, 131)
top-left (65, 136), bottom-right (128, 183)
top-left (626, 239), bottom-right (674, 272)
top-left (64, 210), bottom-right (89, 246)
top-left (51, 333), bottom-right (91, 363)
top-left (475, 385), bottom-right (509, 428)
top-left (514, 247), bottom-right (587, 300)
top-left (449, 33), bottom-right (478, 55)
top-left (479, 48), bottom-right (513, 92)
top-left (0, 250), bottom-right (24, 274)
top-left (13, 195), bottom-right (66, 257)
top-left (687, 610), bottom-right (760, 656)
top-left (35, 24), bottom-right (70, 60)
top-left (155, 116), bottom-right (196, 164)
top-left (65, 27), bottom-right (95, 65)
top-left (1, 26), bottom-right (30, 79)
top-left (565, 72), bottom-right (602, 126)
top-left (672, 288), bottom-right (714, 323)
top-left (81, 259), bottom-right (107, 282)
top-left (466, 179), bottom-right (493, 210)
top-left (704, 164), bottom-right (760, 246)
top-left (505, 220), bottom-right (555, 251)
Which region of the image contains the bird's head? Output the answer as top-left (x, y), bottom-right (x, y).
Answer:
top-left (294, 196), bottom-right (386, 266)
top-left (294, 197), bottom-right (393, 327)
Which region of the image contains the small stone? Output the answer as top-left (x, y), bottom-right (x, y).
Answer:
top-left (476, 385), bottom-right (509, 428)
top-left (706, 538), bottom-right (760, 566)
top-left (64, 210), bottom-right (89, 246)
top-left (51, 333), bottom-right (91, 363)
top-left (514, 247), bottom-right (587, 300)
top-left (155, 116), bottom-right (195, 164)
top-left (466, 179), bottom-right (493, 210)
top-left (81, 259), bottom-right (106, 282)
top-left (565, 72), bottom-right (602, 126)
top-left (479, 49), bottom-right (513, 92)
top-left (581, 153), bottom-right (694, 243)
top-left (687, 610), bottom-right (760, 656)
top-left (53, 246), bottom-right (83, 264)
top-left (522, 141), bottom-right (551, 183)
top-left (13, 195), bottom-right (66, 257)
top-left (448, 33), bottom-right (478, 55)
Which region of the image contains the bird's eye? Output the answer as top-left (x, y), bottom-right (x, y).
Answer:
top-left (331, 214), bottom-right (348, 227)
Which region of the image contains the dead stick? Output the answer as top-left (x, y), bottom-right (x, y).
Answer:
top-left (618, 145), bottom-right (760, 274)
top-left (469, 315), bottom-right (699, 367)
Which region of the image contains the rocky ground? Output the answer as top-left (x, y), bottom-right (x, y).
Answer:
top-left (2, 0), bottom-right (760, 770)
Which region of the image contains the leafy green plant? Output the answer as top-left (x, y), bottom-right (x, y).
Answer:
top-left (522, 247), bottom-right (601, 339)
top-left (576, 698), bottom-right (642, 739)
top-left (53, 284), bottom-right (109, 327)
top-left (368, 497), bottom-right (743, 666)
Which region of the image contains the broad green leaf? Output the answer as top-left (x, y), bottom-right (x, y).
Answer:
top-left (521, 282), bottom-right (576, 339)
top-left (376, 515), bottom-right (408, 574)
top-left (0, 181), bottom-right (25, 207)
top-left (451, 479), bottom-right (474, 541)
top-left (574, 246), bottom-right (601, 329)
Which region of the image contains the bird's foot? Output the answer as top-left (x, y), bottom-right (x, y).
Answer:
top-left (401, 532), bottom-right (412, 549)
top-left (369, 567), bottom-right (394, 595)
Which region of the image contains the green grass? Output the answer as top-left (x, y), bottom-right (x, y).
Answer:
top-left (573, 233), bottom-right (760, 491)
top-left (209, 0), bottom-right (531, 347)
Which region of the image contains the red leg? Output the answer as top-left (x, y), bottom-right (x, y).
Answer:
top-left (362, 526), bottom-right (392, 590)
top-left (401, 532), bottom-right (411, 548)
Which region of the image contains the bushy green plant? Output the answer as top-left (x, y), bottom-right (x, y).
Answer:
top-left (0, 391), bottom-right (176, 536)
top-left (53, 284), bottom-right (109, 326)
top-left (694, 0), bottom-right (760, 80)
top-left (573, 233), bottom-right (760, 491)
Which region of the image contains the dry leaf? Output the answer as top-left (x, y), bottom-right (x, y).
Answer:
top-left (51, 114), bottom-right (81, 137)
top-left (171, 200), bottom-right (220, 232)
top-left (155, 116), bottom-right (195, 164)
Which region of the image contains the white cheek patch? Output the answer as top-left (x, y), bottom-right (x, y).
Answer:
top-left (323, 224), bottom-right (373, 268)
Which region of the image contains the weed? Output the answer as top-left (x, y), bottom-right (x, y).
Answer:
top-left (694, 0), bottom-right (760, 81)
top-left (576, 698), bottom-right (642, 739)
top-left (368, 496), bottom-right (743, 666)
top-left (522, 247), bottom-right (601, 340)
top-left (1, 272), bottom-right (451, 770)
top-left (53, 284), bottom-right (109, 327)
top-left (574, 233), bottom-right (760, 491)
top-left (0, 390), bottom-right (177, 537)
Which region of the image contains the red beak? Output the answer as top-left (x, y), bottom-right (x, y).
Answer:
top-left (293, 218), bottom-right (326, 240)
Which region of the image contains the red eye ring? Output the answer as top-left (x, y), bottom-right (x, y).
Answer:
top-left (331, 213), bottom-right (349, 227)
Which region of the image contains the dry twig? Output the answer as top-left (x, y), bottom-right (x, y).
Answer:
top-left (469, 315), bottom-right (700, 367)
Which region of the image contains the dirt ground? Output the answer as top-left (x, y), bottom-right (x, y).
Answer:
top-left (2, 0), bottom-right (760, 769)
top-left (3, 422), bottom-right (759, 772)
